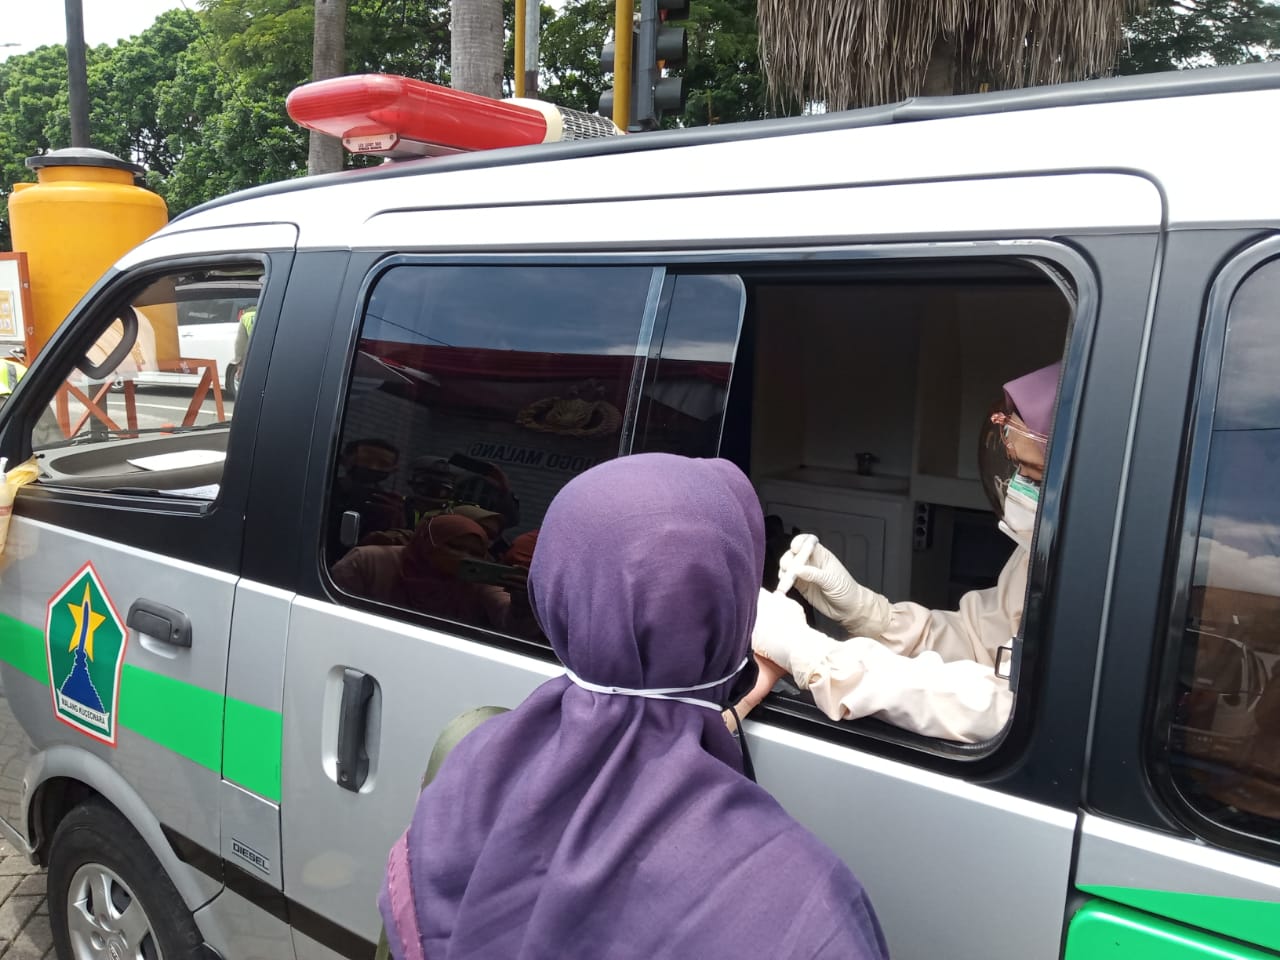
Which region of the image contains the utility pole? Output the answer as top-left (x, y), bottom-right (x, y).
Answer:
top-left (610, 0), bottom-right (633, 131)
top-left (515, 0), bottom-right (525, 96)
top-left (451, 0), bottom-right (503, 99)
top-left (65, 0), bottom-right (90, 148)
top-left (309, 0), bottom-right (348, 174)
top-left (523, 0), bottom-right (539, 97)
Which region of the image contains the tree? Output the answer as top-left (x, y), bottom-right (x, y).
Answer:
top-left (676, 0), bottom-right (773, 125)
top-left (757, 0), bottom-right (1147, 109)
top-left (310, 0), bottom-right (348, 173)
top-left (0, 11), bottom-right (203, 246)
top-left (156, 0), bottom-right (454, 211)
top-left (452, 0), bottom-right (504, 96)
top-left (538, 0), bottom-right (780, 125)
top-left (90, 9), bottom-right (203, 176)
top-left (1119, 0), bottom-right (1280, 72)
top-left (536, 0), bottom-right (612, 112)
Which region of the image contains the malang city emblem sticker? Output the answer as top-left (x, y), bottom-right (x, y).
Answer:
top-left (45, 562), bottom-right (127, 746)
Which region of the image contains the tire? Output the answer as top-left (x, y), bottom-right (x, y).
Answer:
top-left (46, 801), bottom-right (205, 960)
top-left (223, 364), bottom-right (237, 401)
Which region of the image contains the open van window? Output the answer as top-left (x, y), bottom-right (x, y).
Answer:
top-left (325, 253), bottom-right (1074, 749)
top-left (637, 257), bottom-right (1072, 748)
top-left (26, 264), bottom-right (264, 498)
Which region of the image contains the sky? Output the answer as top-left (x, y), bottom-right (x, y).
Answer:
top-left (2, 1), bottom-right (188, 62)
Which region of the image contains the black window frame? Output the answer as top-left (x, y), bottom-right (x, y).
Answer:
top-left (1147, 235), bottom-right (1280, 862)
top-left (0, 251), bottom-right (289, 573)
top-left (309, 239), bottom-right (1111, 793)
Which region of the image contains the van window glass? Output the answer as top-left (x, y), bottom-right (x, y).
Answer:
top-left (327, 264), bottom-right (655, 641)
top-left (26, 266), bottom-right (262, 499)
top-left (634, 274), bottom-right (746, 458)
top-left (1167, 257), bottom-right (1280, 836)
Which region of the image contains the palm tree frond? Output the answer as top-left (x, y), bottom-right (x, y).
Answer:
top-left (759, 0), bottom-right (1148, 110)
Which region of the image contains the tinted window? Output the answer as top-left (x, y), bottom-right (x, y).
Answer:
top-left (327, 264), bottom-right (656, 640)
top-left (1168, 257), bottom-right (1280, 835)
top-left (635, 274), bottom-right (746, 458)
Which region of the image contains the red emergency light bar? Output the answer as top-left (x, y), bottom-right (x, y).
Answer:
top-left (286, 74), bottom-right (621, 160)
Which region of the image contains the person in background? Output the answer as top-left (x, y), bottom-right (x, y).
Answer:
top-left (740, 362), bottom-right (1061, 743)
top-left (329, 438), bottom-right (404, 556)
top-left (403, 456), bottom-right (458, 529)
top-left (0, 356), bottom-right (26, 405)
top-left (499, 529), bottom-right (541, 638)
top-left (503, 529), bottom-right (538, 569)
top-left (365, 504), bottom-right (506, 550)
top-left (332, 514), bottom-right (511, 629)
top-left (377, 453), bottom-right (888, 960)
top-left (231, 304), bottom-right (256, 391)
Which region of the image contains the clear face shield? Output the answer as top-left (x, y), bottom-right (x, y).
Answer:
top-left (978, 402), bottom-right (1049, 546)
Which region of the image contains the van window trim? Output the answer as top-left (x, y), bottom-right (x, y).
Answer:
top-left (315, 239), bottom-right (1099, 773)
top-left (1147, 234), bottom-right (1280, 861)
top-left (5, 252), bottom-right (273, 516)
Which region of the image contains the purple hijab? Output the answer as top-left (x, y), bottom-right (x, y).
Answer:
top-left (1003, 361), bottom-right (1061, 437)
top-left (378, 454), bottom-right (888, 960)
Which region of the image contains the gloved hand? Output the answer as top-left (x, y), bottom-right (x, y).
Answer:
top-left (751, 589), bottom-right (838, 690)
top-left (778, 535), bottom-right (892, 636)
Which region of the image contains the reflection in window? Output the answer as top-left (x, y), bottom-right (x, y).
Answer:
top-left (635, 274), bottom-right (746, 458)
top-left (1170, 258), bottom-right (1280, 836)
top-left (328, 265), bottom-right (658, 642)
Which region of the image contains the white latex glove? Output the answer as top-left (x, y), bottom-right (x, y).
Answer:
top-left (778, 534), bottom-right (892, 636)
top-left (752, 589), bottom-right (838, 689)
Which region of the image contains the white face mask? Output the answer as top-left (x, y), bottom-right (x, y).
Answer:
top-left (999, 472), bottom-right (1040, 548)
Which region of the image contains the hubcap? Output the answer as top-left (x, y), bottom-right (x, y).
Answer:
top-left (65, 863), bottom-right (161, 960)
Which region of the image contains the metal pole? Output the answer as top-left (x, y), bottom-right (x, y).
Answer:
top-left (611, 0), bottom-right (633, 132)
top-left (523, 0), bottom-right (539, 97)
top-left (65, 0), bottom-right (90, 148)
top-left (633, 0), bottom-right (657, 130)
top-left (514, 0), bottom-right (526, 97)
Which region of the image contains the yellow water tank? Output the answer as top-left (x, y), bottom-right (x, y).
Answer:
top-left (8, 148), bottom-right (170, 359)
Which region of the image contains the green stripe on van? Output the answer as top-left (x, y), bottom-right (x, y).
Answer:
top-left (223, 697), bottom-right (283, 802)
top-left (0, 613), bottom-right (51, 683)
top-left (1078, 884), bottom-right (1280, 954)
top-left (119, 665), bottom-right (224, 773)
top-left (0, 610), bottom-right (282, 802)
top-left (1065, 900), bottom-right (1278, 959)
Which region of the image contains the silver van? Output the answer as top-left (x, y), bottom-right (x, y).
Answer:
top-left (2, 62), bottom-right (1280, 960)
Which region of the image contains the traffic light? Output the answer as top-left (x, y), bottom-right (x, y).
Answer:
top-left (599, 0), bottom-right (690, 132)
top-left (598, 30), bottom-right (636, 126)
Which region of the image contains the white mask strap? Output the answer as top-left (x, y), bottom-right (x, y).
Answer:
top-left (564, 656), bottom-right (750, 712)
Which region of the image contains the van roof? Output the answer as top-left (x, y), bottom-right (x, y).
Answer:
top-left (156, 62), bottom-right (1280, 247)
top-left (174, 63), bottom-right (1280, 221)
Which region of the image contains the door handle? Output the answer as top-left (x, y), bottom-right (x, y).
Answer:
top-left (126, 599), bottom-right (192, 647)
top-left (336, 668), bottom-right (376, 792)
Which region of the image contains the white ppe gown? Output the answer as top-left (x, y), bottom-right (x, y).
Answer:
top-left (784, 547), bottom-right (1027, 743)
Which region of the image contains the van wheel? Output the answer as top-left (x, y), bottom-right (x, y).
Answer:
top-left (47, 801), bottom-right (204, 960)
top-left (223, 364), bottom-right (237, 401)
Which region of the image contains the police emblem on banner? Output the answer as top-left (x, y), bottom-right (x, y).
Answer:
top-left (45, 562), bottom-right (128, 746)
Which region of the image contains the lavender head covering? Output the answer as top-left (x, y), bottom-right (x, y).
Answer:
top-left (379, 453), bottom-right (888, 960)
top-left (1003, 361), bottom-right (1062, 438)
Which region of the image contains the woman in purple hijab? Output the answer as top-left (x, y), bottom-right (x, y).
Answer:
top-left (378, 453), bottom-right (888, 960)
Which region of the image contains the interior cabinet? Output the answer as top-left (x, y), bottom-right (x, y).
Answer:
top-left (746, 280), bottom-right (1070, 613)
top-left (757, 468), bottom-right (911, 602)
